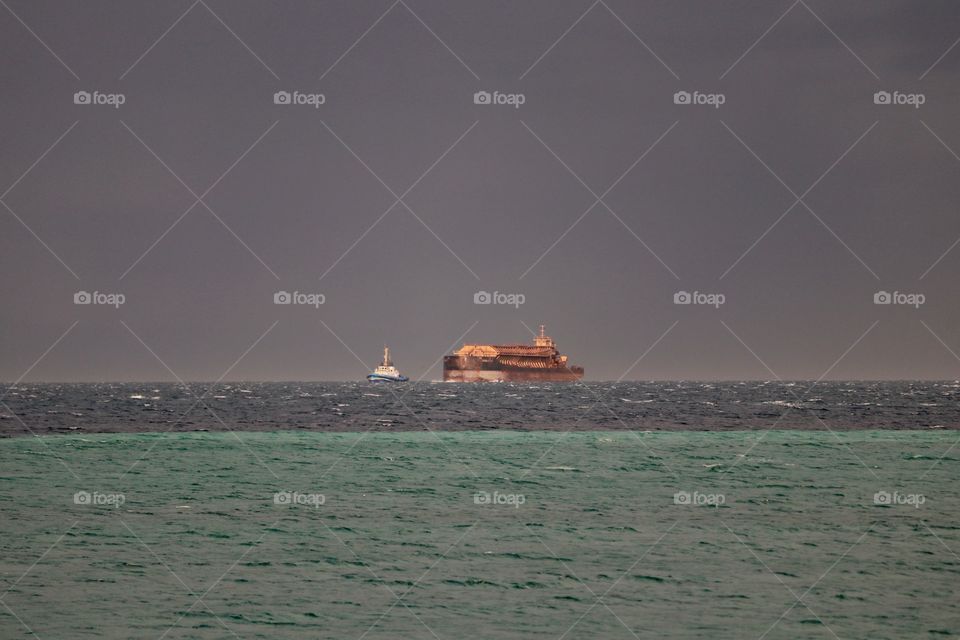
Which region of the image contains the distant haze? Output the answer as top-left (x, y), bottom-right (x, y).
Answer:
top-left (2, 0), bottom-right (960, 381)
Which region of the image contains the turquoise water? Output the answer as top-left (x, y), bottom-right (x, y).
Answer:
top-left (0, 430), bottom-right (957, 638)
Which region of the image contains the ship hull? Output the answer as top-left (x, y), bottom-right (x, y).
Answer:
top-left (442, 368), bottom-right (583, 382)
top-left (367, 374), bottom-right (409, 382)
top-left (443, 355), bottom-right (583, 382)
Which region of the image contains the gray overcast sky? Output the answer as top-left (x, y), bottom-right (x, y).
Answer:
top-left (2, 0), bottom-right (960, 381)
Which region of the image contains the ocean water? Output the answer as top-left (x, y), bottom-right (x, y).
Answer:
top-left (1, 429), bottom-right (958, 639)
top-left (2, 381), bottom-right (959, 436)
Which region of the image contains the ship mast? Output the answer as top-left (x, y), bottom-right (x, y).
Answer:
top-left (534, 324), bottom-right (554, 348)
top-left (383, 346), bottom-right (391, 366)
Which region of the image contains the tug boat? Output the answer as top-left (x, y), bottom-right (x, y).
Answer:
top-left (367, 347), bottom-right (409, 382)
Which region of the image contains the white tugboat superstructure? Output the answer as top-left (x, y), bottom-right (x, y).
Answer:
top-left (367, 347), bottom-right (409, 382)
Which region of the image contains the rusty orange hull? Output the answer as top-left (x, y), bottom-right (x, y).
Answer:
top-left (443, 355), bottom-right (584, 382)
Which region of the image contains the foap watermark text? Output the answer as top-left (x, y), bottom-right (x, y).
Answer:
top-left (474, 290), bottom-right (525, 308)
top-left (74, 90), bottom-right (126, 108)
top-left (274, 291), bottom-right (325, 308)
top-left (74, 291), bottom-right (125, 308)
top-left (874, 91), bottom-right (925, 108)
top-left (74, 490), bottom-right (126, 508)
top-left (474, 490), bottom-right (525, 508)
top-left (874, 290), bottom-right (924, 308)
top-left (274, 491), bottom-right (325, 508)
top-left (874, 490), bottom-right (925, 508)
top-left (674, 490), bottom-right (725, 506)
top-left (674, 290), bottom-right (725, 308)
top-left (274, 90), bottom-right (326, 108)
top-left (674, 90), bottom-right (725, 108)
top-left (474, 90), bottom-right (525, 109)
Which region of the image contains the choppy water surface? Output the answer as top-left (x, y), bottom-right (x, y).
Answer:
top-left (1, 430), bottom-right (958, 638)
top-left (2, 381), bottom-right (959, 436)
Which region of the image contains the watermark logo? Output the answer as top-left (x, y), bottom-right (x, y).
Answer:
top-left (273, 90), bottom-right (326, 109)
top-left (874, 490), bottom-right (925, 508)
top-left (273, 490), bottom-right (325, 508)
top-left (473, 90), bottom-right (525, 109)
top-left (74, 291), bottom-right (125, 308)
top-left (673, 90), bottom-right (725, 109)
top-left (74, 490), bottom-right (126, 508)
top-left (873, 290), bottom-right (924, 308)
top-left (274, 290), bottom-right (325, 308)
top-left (473, 290), bottom-right (525, 308)
top-left (673, 290), bottom-right (725, 308)
top-left (74, 90), bottom-right (126, 109)
top-left (873, 90), bottom-right (925, 108)
top-left (674, 490), bottom-right (725, 506)
top-left (473, 490), bottom-right (525, 508)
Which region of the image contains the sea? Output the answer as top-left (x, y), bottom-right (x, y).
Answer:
top-left (0, 382), bottom-right (958, 638)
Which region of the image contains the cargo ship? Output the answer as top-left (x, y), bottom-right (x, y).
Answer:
top-left (443, 325), bottom-right (584, 382)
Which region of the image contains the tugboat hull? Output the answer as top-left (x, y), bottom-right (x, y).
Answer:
top-left (367, 373), bottom-right (409, 382)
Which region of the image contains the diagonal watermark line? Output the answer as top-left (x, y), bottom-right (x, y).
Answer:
top-left (314, 323), bottom-right (478, 482)
top-left (521, 0), bottom-right (677, 80)
top-left (719, 0), bottom-right (877, 81)
top-left (319, 319), bottom-right (482, 480)
top-left (398, 0), bottom-right (479, 80)
top-left (520, 120), bottom-right (679, 279)
top-left (318, 120), bottom-right (480, 281)
top-left (2, 321), bottom-right (78, 399)
top-left (516, 320), bottom-right (681, 482)
top-left (201, 121), bottom-right (280, 199)
top-left (722, 522), bottom-right (841, 640)
top-left (320, 0), bottom-right (400, 80)
top-left (116, 320), bottom-right (280, 481)
top-left (719, 120), bottom-right (879, 280)
top-left (527, 525), bottom-right (641, 640)
top-left (798, 0), bottom-right (878, 79)
top-left (1, 200), bottom-right (80, 279)
top-left (0, 600), bottom-right (39, 639)
top-left (720, 0), bottom-right (800, 80)
top-left (157, 525), bottom-right (274, 640)
top-left (598, 0), bottom-right (679, 79)
top-left (1, 121), bottom-right (79, 201)
top-left (920, 521), bottom-right (960, 563)
top-left (355, 522), bottom-right (476, 640)
top-left (402, 320), bottom-right (479, 391)
top-left (0, 0), bottom-right (79, 79)
top-left (318, 520), bottom-right (449, 640)
top-left (557, 521), bottom-right (679, 640)
top-left (119, 120), bottom-right (280, 280)
top-left (0, 521), bottom-right (78, 602)
top-left (520, 0), bottom-right (600, 80)
top-left (919, 120), bottom-right (960, 279)
top-left (520, 120), bottom-right (680, 279)
top-left (720, 320), bottom-right (882, 481)
top-left (119, 0), bottom-right (278, 80)
top-left (920, 34), bottom-right (960, 80)
top-left (808, 320), bottom-right (879, 387)
top-left (120, 0), bottom-right (200, 79)
top-left (198, 0), bottom-right (279, 79)
top-left (317, 0), bottom-right (476, 82)
top-left (917, 320), bottom-right (960, 479)
top-left (0, 120), bottom-right (81, 279)
top-left (119, 520), bottom-right (240, 639)
top-left (0, 400), bottom-right (83, 480)
top-left (758, 522), bottom-right (874, 639)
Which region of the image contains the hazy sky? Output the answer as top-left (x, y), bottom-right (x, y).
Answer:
top-left (2, 0), bottom-right (960, 381)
